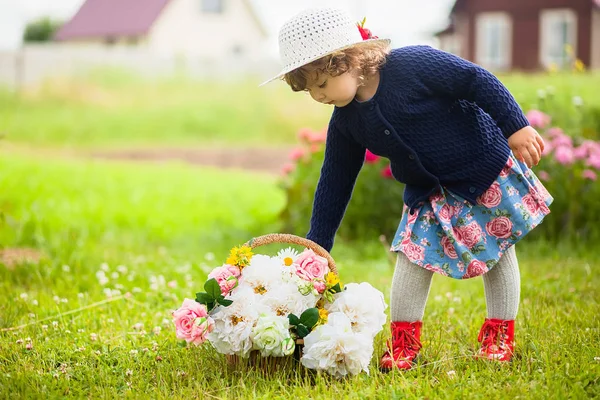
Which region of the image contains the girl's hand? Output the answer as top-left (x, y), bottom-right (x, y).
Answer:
top-left (508, 126), bottom-right (545, 167)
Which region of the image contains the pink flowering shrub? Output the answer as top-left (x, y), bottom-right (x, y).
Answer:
top-left (528, 110), bottom-right (600, 240)
top-left (279, 127), bottom-right (404, 241)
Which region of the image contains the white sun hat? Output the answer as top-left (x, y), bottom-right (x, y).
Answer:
top-left (260, 8), bottom-right (391, 86)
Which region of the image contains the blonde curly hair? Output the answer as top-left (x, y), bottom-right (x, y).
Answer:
top-left (283, 41), bottom-right (391, 92)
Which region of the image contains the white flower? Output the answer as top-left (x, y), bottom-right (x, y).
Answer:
top-left (237, 255), bottom-right (285, 296)
top-left (207, 288), bottom-right (267, 357)
top-left (326, 282), bottom-right (387, 338)
top-left (301, 313), bottom-right (373, 378)
top-left (251, 314), bottom-right (291, 357)
top-left (276, 247), bottom-right (300, 267)
top-left (573, 96), bottom-right (583, 107)
top-left (260, 281), bottom-right (318, 318)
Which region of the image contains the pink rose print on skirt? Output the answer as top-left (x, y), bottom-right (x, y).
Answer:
top-left (485, 216), bottom-right (514, 239)
top-left (437, 203), bottom-right (454, 223)
top-left (440, 235), bottom-right (458, 259)
top-left (390, 154), bottom-right (553, 279)
top-left (499, 157), bottom-right (514, 178)
top-left (463, 260), bottom-right (489, 279)
top-left (403, 242), bottom-right (425, 262)
top-left (477, 182), bottom-right (503, 208)
top-left (457, 222), bottom-right (484, 249)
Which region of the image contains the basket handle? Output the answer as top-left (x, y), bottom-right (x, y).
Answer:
top-left (243, 233), bottom-right (337, 275)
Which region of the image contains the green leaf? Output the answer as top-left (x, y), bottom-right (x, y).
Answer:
top-left (296, 324), bottom-right (310, 338)
top-left (217, 298), bottom-right (233, 307)
top-left (204, 278), bottom-right (222, 298)
top-left (288, 313), bottom-right (300, 326)
top-left (300, 308), bottom-right (319, 329)
top-left (461, 252), bottom-right (472, 263)
top-left (195, 292), bottom-right (214, 305)
top-left (330, 283), bottom-right (341, 293)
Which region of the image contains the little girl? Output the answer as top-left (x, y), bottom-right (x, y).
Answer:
top-left (263, 8), bottom-right (553, 370)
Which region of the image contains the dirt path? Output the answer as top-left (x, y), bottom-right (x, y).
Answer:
top-left (90, 147), bottom-right (292, 174)
top-left (2, 144), bottom-right (294, 174)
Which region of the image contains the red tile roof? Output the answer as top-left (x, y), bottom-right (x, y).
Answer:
top-left (54, 0), bottom-right (171, 40)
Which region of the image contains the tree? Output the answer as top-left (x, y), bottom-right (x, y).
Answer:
top-left (23, 17), bottom-right (63, 42)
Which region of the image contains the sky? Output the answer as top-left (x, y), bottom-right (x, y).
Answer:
top-left (0, 0), bottom-right (456, 51)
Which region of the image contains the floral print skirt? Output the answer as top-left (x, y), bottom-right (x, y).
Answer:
top-left (390, 154), bottom-right (553, 279)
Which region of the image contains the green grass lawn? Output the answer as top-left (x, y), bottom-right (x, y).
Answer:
top-left (0, 154), bottom-right (598, 398)
top-left (1, 69), bottom-right (599, 149)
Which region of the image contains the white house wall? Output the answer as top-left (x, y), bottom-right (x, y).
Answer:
top-left (147, 0), bottom-right (266, 63)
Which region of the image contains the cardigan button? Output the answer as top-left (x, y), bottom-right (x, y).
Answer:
top-left (469, 187), bottom-right (476, 194)
top-left (408, 154), bottom-right (415, 160)
top-left (384, 129), bottom-right (391, 135)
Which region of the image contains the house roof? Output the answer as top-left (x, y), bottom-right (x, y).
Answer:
top-left (55, 0), bottom-right (268, 41)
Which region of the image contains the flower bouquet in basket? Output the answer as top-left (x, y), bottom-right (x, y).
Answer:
top-left (172, 234), bottom-right (388, 377)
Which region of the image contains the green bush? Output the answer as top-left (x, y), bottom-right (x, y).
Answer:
top-left (278, 128), bottom-right (405, 242)
top-left (23, 17), bottom-right (63, 42)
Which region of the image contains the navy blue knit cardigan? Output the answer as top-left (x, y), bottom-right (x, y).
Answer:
top-left (306, 45), bottom-right (530, 252)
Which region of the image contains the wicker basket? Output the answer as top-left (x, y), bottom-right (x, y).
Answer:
top-left (224, 233), bottom-right (337, 368)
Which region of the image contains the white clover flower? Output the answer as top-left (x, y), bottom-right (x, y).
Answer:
top-left (117, 265), bottom-right (128, 274)
top-left (62, 265), bottom-right (70, 272)
top-left (573, 96), bottom-right (584, 107)
top-left (326, 282), bottom-right (387, 338)
top-left (251, 314), bottom-right (292, 357)
top-left (300, 313), bottom-right (373, 378)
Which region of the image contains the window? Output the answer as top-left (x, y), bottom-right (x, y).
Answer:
top-left (475, 12), bottom-right (512, 71)
top-left (540, 9), bottom-right (577, 69)
top-left (201, 0), bottom-right (223, 13)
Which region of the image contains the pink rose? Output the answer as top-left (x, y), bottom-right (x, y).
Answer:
top-left (452, 227), bottom-right (463, 243)
top-left (313, 280), bottom-right (326, 293)
top-left (437, 204), bottom-right (454, 223)
top-left (522, 194), bottom-right (541, 216)
top-left (430, 192), bottom-right (445, 204)
top-left (457, 222), bottom-right (484, 249)
top-left (406, 208), bottom-right (419, 225)
top-left (499, 157), bottom-right (514, 177)
top-left (440, 235), bottom-right (458, 259)
top-left (208, 264), bottom-right (241, 295)
top-left (294, 249), bottom-right (329, 282)
top-left (464, 260), bottom-right (489, 279)
top-left (403, 242), bottom-right (425, 262)
top-left (172, 298), bottom-right (214, 345)
top-left (485, 216), bottom-right (513, 239)
top-left (477, 182), bottom-right (502, 208)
